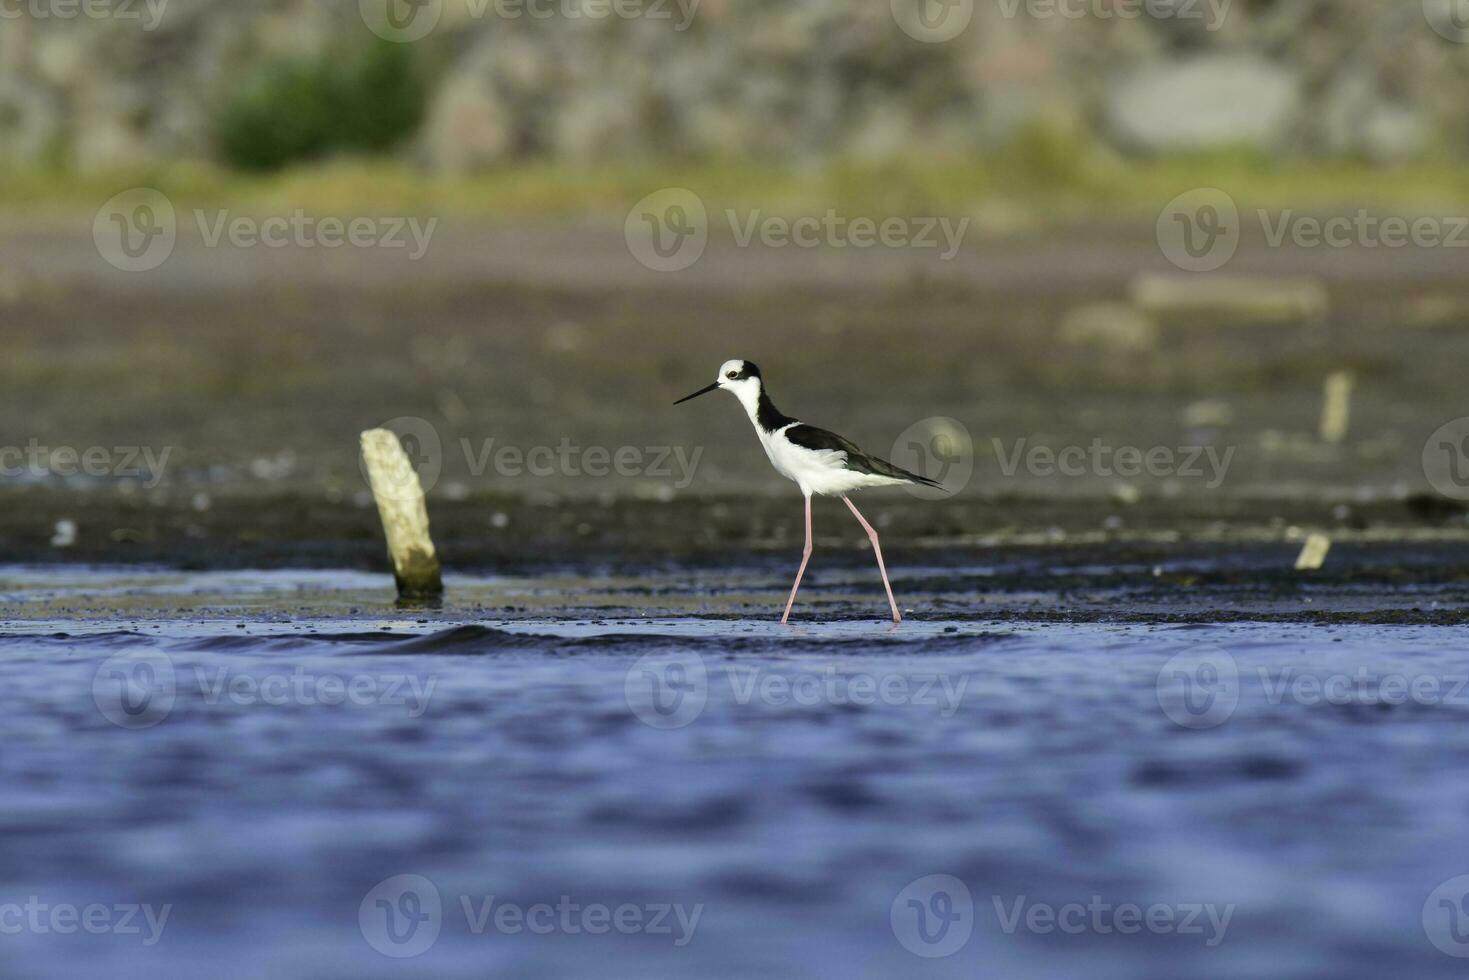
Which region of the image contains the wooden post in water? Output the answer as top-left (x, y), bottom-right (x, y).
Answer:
top-left (360, 428), bottom-right (443, 599)
top-left (1294, 533), bottom-right (1332, 572)
top-left (1319, 371), bottom-right (1354, 445)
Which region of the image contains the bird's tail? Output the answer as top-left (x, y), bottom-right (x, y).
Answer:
top-left (904, 470), bottom-right (948, 491)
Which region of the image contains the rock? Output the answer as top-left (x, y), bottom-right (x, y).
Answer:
top-left (1130, 273), bottom-right (1329, 324)
top-left (1057, 302), bottom-right (1158, 352)
top-left (1358, 105), bottom-right (1430, 165)
top-left (421, 66), bottom-right (514, 173)
top-left (1105, 55), bottom-right (1300, 154)
top-left (1322, 70), bottom-right (1430, 164)
top-left (50, 520), bottom-right (77, 548)
top-left (551, 88), bottom-right (640, 162)
top-left (0, 80), bottom-right (62, 167)
top-left (1181, 400), bottom-right (1234, 428)
top-left (73, 87), bottom-right (160, 172)
top-left (0, 1), bottom-right (1464, 170)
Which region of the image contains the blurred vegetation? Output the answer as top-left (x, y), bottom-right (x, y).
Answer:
top-left (4, 120), bottom-right (1469, 227)
top-left (212, 39), bottom-right (427, 172)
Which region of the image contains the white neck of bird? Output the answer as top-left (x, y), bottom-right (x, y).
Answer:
top-left (730, 379), bottom-right (764, 429)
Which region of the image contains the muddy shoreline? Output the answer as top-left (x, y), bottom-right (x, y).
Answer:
top-left (4, 489), bottom-right (1469, 625)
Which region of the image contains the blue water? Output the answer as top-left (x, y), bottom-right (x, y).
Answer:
top-left (2, 576), bottom-right (1469, 977)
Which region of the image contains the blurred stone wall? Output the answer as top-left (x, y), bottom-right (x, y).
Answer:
top-left (0, 0), bottom-right (1464, 172)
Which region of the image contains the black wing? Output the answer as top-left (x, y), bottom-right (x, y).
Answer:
top-left (783, 423), bottom-right (946, 490)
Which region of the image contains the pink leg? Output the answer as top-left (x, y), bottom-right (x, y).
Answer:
top-left (780, 495), bottom-right (814, 625)
top-left (843, 497), bottom-right (902, 623)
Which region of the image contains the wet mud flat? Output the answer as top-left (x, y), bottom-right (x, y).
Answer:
top-left (1, 566), bottom-right (1469, 978)
top-left (5, 488), bottom-right (1469, 624)
top-left (3, 232), bottom-right (1469, 504)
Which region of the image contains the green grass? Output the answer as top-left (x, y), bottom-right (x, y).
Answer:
top-left (4, 148), bottom-right (1469, 228)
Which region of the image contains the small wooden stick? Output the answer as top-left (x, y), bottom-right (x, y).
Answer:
top-left (1294, 533), bottom-right (1331, 572)
top-left (360, 428), bottom-right (443, 599)
top-left (1319, 371), bottom-right (1354, 445)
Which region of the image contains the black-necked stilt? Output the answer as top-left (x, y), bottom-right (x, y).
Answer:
top-left (675, 359), bottom-right (943, 624)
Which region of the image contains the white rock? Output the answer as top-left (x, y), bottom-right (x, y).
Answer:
top-left (1058, 303), bottom-right (1158, 352)
top-left (1106, 55), bottom-right (1299, 153)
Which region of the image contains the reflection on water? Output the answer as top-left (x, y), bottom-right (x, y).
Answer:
top-left (0, 570), bottom-right (1467, 978)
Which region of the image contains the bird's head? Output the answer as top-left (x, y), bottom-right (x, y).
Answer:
top-left (674, 359), bottom-right (762, 405)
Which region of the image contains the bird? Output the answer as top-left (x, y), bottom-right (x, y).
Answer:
top-left (674, 359), bottom-right (943, 624)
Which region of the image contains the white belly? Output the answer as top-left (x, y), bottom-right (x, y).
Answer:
top-left (758, 425), bottom-right (906, 497)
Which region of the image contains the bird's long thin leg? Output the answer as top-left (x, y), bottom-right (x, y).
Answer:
top-left (780, 495), bottom-right (814, 625)
top-left (843, 497), bottom-right (901, 623)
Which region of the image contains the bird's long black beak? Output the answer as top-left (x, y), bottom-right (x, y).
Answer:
top-left (673, 382), bottom-right (720, 405)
